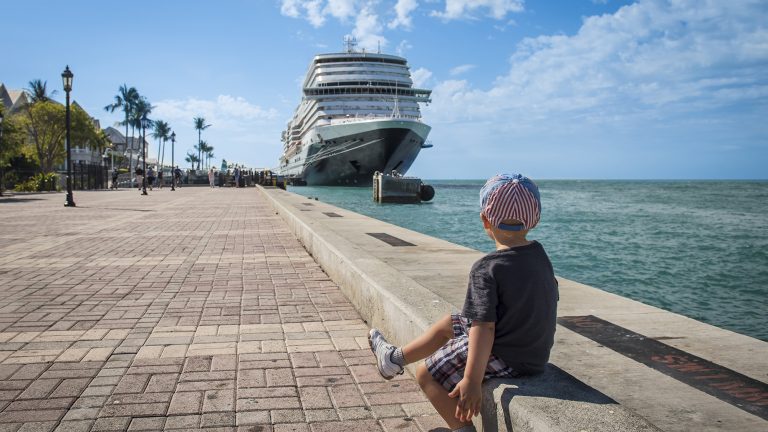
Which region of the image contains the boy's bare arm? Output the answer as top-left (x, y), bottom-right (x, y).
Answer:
top-left (449, 321), bottom-right (495, 422)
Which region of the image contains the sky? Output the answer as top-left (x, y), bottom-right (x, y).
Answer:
top-left (1, 0), bottom-right (766, 179)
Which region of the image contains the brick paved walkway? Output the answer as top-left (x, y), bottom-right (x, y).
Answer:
top-left (0, 189), bottom-right (444, 432)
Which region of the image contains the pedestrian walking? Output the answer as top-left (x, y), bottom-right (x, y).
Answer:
top-left (147, 167), bottom-right (156, 191)
top-left (111, 169), bottom-right (119, 190)
top-left (157, 169), bottom-right (164, 189)
top-left (208, 168), bottom-right (215, 188)
top-left (174, 166), bottom-right (182, 188)
top-left (135, 166), bottom-right (144, 190)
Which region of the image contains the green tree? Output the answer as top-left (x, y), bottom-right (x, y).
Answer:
top-left (131, 97), bottom-right (153, 166)
top-left (193, 116), bottom-right (211, 170)
top-left (152, 120), bottom-right (170, 169)
top-left (1, 104), bottom-right (27, 195)
top-left (185, 151), bottom-right (199, 170)
top-left (196, 140), bottom-right (213, 170)
top-left (206, 148), bottom-right (214, 170)
top-left (19, 101), bottom-right (100, 173)
top-left (25, 79), bottom-right (57, 103)
top-left (199, 141), bottom-right (214, 169)
top-left (104, 85), bottom-right (138, 171)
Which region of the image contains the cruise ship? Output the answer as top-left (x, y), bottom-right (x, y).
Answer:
top-left (277, 38), bottom-right (432, 186)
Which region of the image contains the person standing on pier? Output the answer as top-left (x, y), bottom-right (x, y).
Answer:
top-left (147, 166), bottom-right (155, 191)
top-left (368, 174), bottom-right (558, 432)
top-left (135, 165), bottom-right (144, 190)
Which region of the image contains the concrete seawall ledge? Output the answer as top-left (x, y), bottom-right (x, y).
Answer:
top-left (260, 186), bottom-right (768, 432)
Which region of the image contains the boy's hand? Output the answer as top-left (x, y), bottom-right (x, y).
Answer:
top-left (448, 377), bottom-right (482, 422)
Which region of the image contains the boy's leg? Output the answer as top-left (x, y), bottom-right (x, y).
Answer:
top-left (368, 314), bottom-right (453, 379)
top-left (401, 314), bottom-right (453, 363)
top-left (416, 363), bottom-right (474, 430)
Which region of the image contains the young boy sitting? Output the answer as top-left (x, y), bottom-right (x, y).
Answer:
top-left (368, 173), bottom-right (559, 432)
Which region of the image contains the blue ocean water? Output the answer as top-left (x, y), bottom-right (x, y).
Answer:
top-left (288, 180), bottom-right (768, 342)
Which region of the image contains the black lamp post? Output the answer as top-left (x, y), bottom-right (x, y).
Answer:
top-left (170, 131), bottom-right (176, 191)
top-left (140, 116), bottom-right (149, 195)
top-left (62, 66), bottom-right (76, 207)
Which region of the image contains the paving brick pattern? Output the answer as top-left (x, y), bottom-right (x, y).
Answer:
top-left (0, 189), bottom-right (446, 432)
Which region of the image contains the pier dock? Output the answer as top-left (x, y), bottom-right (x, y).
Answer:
top-left (0, 187), bottom-right (765, 431)
top-left (260, 187), bottom-right (768, 432)
top-left (0, 189), bottom-right (441, 432)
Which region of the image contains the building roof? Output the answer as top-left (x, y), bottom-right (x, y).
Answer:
top-left (104, 126), bottom-right (126, 145)
top-left (0, 83), bottom-right (30, 114)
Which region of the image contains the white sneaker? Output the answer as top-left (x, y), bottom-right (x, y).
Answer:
top-left (368, 329), bottom-right (404, 379)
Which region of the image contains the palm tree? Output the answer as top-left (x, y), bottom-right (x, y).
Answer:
top-left (193, 117), bottom-right (211, 171)
top-left (197, 140), bottom-right (213, 169)
top-left (201, 142), bottom-right (214, 169)
top-left (25, 79), bottom-right (57, 103)
top-left (152, 120), bottom-right (171, 170)
top-left (206, 149), bottom-right (215, 170)
top-left (194, 141), bottom-right (204, 169)
top-left (131, 97), bottom-right (153, 170)
top-left (185, 152), bottom-right (199, 170)
top-left (105, 85), bottom-right (138, 172)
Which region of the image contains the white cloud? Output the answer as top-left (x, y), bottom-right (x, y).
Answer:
top-left (281, 0), bottom-right (326, 27)
top-left (414, 0), bottom-right (768, 178)
top-left (411, 67), bottom-right (433, 87)
top-left (426, 0), bottom-right (768, 125)
top-left (351, 5), bottom-right (387, 51)
top-left (449, 64), bottom-right (476, 76)
top-left (304, 0), bottom-right (326, 27)
top-left (149, 96), bottom-right (282, 169)
top-left (431, 0), bottom-right (524, 21)
top-left (396, 39), bottom-right (413, 56)
top-left (389, 0), bottom-right (419, 29)
top-left (154, 95), bottom-right (278, 129)
top-left (325, 0), bottom-right (357, 20)
top-left (281, 1), bottom-right (387, 50)
top-left (280, 0), bottom-right (301, 17)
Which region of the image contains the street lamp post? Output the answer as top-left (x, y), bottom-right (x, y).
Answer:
top-left (170, 132), bottom-right (176, 191)
top-left (62, 66), bottom-right (76, 207)
top-left (103, 148), bottom-right (114, 187)
top-left (140, 116), bottom-right (149, 195)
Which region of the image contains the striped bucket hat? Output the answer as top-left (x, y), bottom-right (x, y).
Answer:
top-left (479, 173), bottom-right (541, 231)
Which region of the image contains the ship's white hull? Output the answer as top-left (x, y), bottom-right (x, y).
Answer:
top-left (277, 118), bottom-right (430, 186)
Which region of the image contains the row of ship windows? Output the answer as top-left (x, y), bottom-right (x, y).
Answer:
top-left (314, 57), bottom-right (407, 66)
top-left (310, 68), bottom-right (408, 78)
top-left (286, 112), bottom-right (422, 135)
top-left (315, 69), bottom-right (407, 77)
top-left (314, 80), bottom-right (412, 88)
top-left (317, 106), bottom-right (420, 113)
top-left (304, 87), bottom-right (429, 97)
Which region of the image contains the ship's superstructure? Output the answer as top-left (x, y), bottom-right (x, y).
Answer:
top-left (278, 38), bottom-right (432, 185)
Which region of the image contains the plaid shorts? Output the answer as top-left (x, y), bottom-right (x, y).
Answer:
top-left (425, 314), bottom-right (519, 392)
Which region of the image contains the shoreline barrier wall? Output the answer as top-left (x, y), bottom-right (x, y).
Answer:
top-left (258, 186), bottom-right (768, 432)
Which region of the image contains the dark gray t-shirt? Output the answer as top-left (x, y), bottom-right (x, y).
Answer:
top-left (462, 241), bottom-right (558, 374)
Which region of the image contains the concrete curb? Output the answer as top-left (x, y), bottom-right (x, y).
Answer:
top-left (259, 186), bottom-right (672, 431)
top-left (483, 366), bottom-right (660, 432)
top-left (263, 188), bottom-right (451, 363)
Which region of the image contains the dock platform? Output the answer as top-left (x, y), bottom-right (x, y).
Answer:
top-left (0, 189), bottom-right (442, 432)
top-left (261, 186), bottom-right (768, 432)
top-left (0, 187), bottom-right (765, 431)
